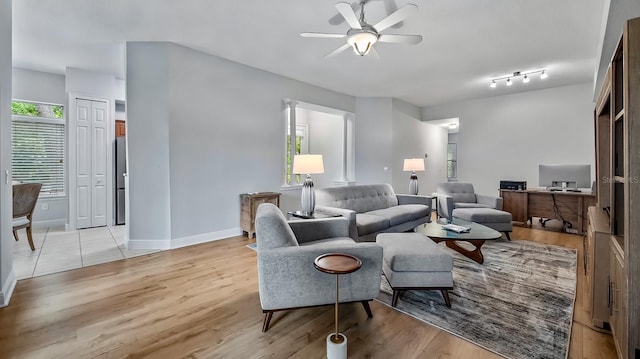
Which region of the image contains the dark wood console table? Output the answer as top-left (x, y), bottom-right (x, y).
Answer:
top-left (500, 189), bottom-right (595, 234)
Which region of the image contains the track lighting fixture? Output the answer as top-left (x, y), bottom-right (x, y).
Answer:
top-left (489, 69), bottom-right (548, 88)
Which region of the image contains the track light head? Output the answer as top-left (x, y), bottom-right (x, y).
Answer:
top-left (523, 75), bottom-right (530, 83)
top-left (506, 78), bottom-right (512, 86)
top-left (490, 80), bottom-right (496, 88)
top-left (540, 71), bottom-right (548, 79)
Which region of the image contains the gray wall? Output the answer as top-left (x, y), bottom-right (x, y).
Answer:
top-left (595, 0), bottom-right (640, 98)
top-left (1, 0), bottom-right (13, 307)
top-left (355, 98), bottom-right (393, 185)
top-left (126, 41), bottom-right (355, 247)
top-left (391, 99), bottom-right (448, 196)
top-left (422, 83), bottom-right (595, 196)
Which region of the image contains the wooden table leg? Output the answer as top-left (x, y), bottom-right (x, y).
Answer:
top-left (432, 239), bottom-right (487, 264)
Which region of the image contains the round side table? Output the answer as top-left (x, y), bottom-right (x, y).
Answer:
top-left (314, 253), bottom-right (362, 359)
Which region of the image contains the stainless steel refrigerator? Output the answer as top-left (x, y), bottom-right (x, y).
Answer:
top-left (115, 137), bottom-right (126, 225)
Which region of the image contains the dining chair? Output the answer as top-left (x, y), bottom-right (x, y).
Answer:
top-left (13, 183), bottom-right (42, 251)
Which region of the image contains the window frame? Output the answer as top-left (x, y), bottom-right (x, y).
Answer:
top-left (11, 100), bottom-right (66, 198)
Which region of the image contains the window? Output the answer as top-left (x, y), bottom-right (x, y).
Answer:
top-left (11, 101), bottom-right (65, 197)
top-left (285, 123), bottom-right (308, 184)
top-left (283, 100), bottom-right (354, 187)
top-left (447, 143), bottom-right (457, 181)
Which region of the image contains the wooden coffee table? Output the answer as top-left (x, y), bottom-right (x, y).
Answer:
top-left (416, 218), bottom-right (502, 264)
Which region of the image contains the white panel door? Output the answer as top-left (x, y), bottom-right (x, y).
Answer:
top-left (76, 99), bottom-right (92, 229)
top-left (92, 101), bottom-right (107, 226)
top-left (75, 98), bottom-right (108, 229)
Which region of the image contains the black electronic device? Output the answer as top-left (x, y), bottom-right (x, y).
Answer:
top-left (500, 180), bottom-right (527, 191)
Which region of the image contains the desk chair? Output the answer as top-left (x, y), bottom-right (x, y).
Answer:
top-left (13, 183), bottom-right (42, 251)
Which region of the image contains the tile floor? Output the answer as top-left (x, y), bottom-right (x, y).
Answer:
top-left (12, 225), bottom-right (160, 280)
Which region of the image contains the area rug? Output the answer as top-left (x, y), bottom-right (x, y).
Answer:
top-left (377, 239), bottom-right (577, 359)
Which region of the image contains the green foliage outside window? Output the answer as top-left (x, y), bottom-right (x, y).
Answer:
top-left (11, 101), bottom-right (63, 119)
top-left (286, 135), bottom-right (302, 183)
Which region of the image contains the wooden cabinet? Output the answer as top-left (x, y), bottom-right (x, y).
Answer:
top-left (500, 190), bottom-right (527, 223)
top-left (240, 192), bottom-right (281, 239)
top-left (584, 206), bottom-right (611, 329)
top-left (593, 16), bottom-right (640, 359)
top-left (609, 238), bottom-right (627, 358)
top-left (115, 120), bottom-right (126, 137)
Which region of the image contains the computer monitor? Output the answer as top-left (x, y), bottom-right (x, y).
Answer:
top-left (538, 164), bottom-right (591, 189)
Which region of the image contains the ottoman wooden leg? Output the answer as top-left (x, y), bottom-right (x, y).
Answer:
top-left (504, 232), bottom-right (511, 241)
top-left (391, 290), bottom-right (401, 307)
top-left (441, 290), bottom-right (452, 308)
top-left (361, 300), bottom-right (373, 318)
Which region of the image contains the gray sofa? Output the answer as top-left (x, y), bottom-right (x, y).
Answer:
top-left (255, 203), bottom-right (383, 332)
top-left (315, 183), bottom-right (432, 242)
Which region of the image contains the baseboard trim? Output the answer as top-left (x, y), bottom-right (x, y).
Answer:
top-left (0, 268), bottom-right (17, 308)
top-left (32, 218), bottom-right (67, 229)
top-left (126, 228), bottom-right (242, 250)
top-left (171, 228), bottom-right (242, 249)
top-left (126, 238), bottom-right (172, 250)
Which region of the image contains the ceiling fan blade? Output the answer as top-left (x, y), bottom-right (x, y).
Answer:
top-left (325, 43), bottom-right (351, 58)
top-left (373, 3), bottom-right (418, 32)
top-left (336, 2), bottom-right (362, 30)
top-left (300, 32), bottom-right (347, 39)
top-left (378, 34), bottom-right (423, 44)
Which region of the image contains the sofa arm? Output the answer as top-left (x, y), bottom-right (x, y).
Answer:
top-left (289, 217), bottom-right (350, 244)
top-left (435, 193), bottom-right (454, 219)
top-left (476, 194), bottom-right (503, 210)
top-left (257, 243), bottom-right (383, 310)
top-left (397, 194), bottom-right (432, 211)
top-left (315, 205), bottom-right (358, 241)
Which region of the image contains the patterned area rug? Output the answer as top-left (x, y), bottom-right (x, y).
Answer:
top-left (377, 239), bottom-right (577, 359)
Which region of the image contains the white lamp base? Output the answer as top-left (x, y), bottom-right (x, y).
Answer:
top-left (326, 333), bottom-right (347, 359)
top-left (301, 174), bottom-right (316, 214)
top-left (408, 173), bottom-right (419, 195)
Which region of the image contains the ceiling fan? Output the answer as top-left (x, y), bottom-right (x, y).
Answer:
top-left (301, 1), bottom-right (422, 58)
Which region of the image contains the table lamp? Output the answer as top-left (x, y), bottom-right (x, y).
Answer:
top-left (403, 158), bottom-right (425, 195)
top-left (292, 154), bottom-right (325, 214)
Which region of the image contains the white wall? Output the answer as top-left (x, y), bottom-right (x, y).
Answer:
top-left (422, 83), bottom-right (595, 196)
top-left (355, 98), bottom-right (393, 185)
top-left (1, 0), bottom-right (15, 307)
top-left (391, 99), bottom-right (448, 196)
top-left (12, 68), bottom-right (67, 227)
top-left (12, 68), bottom-right (65, 104)
top-left (126, 42), bottom-right (172, 246)
top-left (305, 109), bottom-right (344, 188)
top-left (126, 41), bottom-right (355, 248)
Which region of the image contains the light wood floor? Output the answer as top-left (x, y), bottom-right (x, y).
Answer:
top-left (0, 225), bottom-right (617, 358)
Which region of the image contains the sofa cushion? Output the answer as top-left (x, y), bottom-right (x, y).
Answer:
top-left (316, 184), bottom-right (399, 213)
top-left (356, 213), bottom-right (390, 235)
top-left (454, 202), bottom-right (491, 209)
top-left (368, 204), bottom-right (429, 226)
top-left (299, 237), bottom-right (356, 248)
top-left (255, 204), bottom-right (299, 249)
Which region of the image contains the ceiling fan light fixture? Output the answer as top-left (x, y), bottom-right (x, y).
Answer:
top-left (347, 30), bottom-right (378, 56)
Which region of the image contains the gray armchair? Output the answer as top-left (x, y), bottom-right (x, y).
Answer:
top-left (255, 203), bottom-right (383, 332)
top-left (435, 182), bottom-right (503, 219)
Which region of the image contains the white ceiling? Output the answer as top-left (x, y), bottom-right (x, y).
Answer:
top-left (12, 0), bottom-right (606, 107)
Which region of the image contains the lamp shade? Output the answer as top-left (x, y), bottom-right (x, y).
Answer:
top-left (403, 158), bottom-right (425, 172)
top-left (293, 154), bottom-right (325, 174)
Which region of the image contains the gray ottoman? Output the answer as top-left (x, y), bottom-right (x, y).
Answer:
top-left (376, 233), bottom-right (453, 307)
top-left (452, 208), bottom-right (513, 240)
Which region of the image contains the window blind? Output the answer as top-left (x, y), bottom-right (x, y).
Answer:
top-left (12, 120), bottom-right (65, 196)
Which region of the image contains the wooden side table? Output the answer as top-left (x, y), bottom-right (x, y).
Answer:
top-left (240, 192), bottom-right (281, 238)
top-left (314, 253), bottom-right (362, 359)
